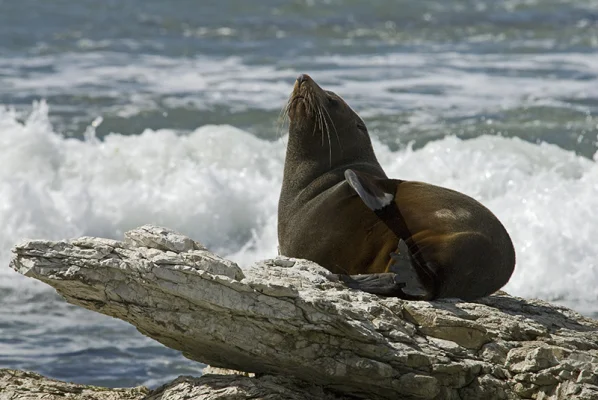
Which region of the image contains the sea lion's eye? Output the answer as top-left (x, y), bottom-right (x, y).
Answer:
top-left (356, 121), bottom-right (367, 131)
top-left (325, 91), bottom-right (339, 107)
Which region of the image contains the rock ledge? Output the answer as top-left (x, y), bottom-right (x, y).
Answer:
top-left (9, 225), bottom-right (598, 400)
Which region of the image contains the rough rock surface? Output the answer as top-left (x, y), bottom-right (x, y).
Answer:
top-left (147, 373), bottom-right (346, 400)
top-left (10, 225), bottom-right (598, 400)
top-left (0, 368), bottom-right (344, 400)
top-left (0, 369), bottom-right (147, 400)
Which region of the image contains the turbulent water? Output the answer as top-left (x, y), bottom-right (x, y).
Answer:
top-left (1, 0), bottom-right (597, 389)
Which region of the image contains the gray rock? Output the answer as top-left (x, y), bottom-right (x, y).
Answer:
top-left (147, 374), bottom-right (347, 400)
top-left (0, 369), bottom-right (148, 400)
top-left (0, 369), bottom-right (346, 400)
top-left (9, 225), bottom-right (598, 400)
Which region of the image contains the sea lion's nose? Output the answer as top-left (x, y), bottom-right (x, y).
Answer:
top-left (296, 74), bottom-right (311, 85)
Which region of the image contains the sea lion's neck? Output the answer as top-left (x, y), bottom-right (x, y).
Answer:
top-left (280, 132), bottom-right (386, 202)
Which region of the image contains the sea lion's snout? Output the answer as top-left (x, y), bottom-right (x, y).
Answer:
top-left (292, 73), bottom-right (316, 93)
top-left (288, 73), bottom-right (320, 120)
top-left (296, 73), bottom-right (311, 86)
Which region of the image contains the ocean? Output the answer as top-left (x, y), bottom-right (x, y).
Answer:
top-left (1, 0), bottom-right (597, 389)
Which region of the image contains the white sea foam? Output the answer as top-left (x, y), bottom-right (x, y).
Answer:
top-left (0, 101), bottom-right (283, 293)
top-left (1, 103), bottom-right (597, 313)
top-left (2, 51), bottom-right (596, 120)
top-left (0, 53), bottom-right (295, 113)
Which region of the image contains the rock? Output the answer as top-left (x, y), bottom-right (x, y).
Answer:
top-left (0, 369), bottom-right (148, 400)
top-left (0, 369), bottom-right (346, 400)
top-left (9, 225), bottom-right (598, 400)
top-left (505, 345), bottom-right (563, 373)
top-left (147, 374), bottom-right (346, 400)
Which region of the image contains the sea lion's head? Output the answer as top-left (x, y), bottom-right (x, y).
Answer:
top-left (284, 74), bottom-right (378, 168)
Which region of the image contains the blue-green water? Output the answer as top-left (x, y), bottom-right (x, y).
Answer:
top-left (1, 0), bottom-right (597, 389)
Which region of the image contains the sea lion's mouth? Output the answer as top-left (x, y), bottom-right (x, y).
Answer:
top-left (286, 98), bottom-right (302, 121)
top-left (288, 92), bottom-right (310, 120)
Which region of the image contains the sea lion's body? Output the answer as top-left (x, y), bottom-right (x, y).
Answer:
top-left (278, 74), bottom-right (515, 301)
top-left (279, 169), bottom-right (396, 275)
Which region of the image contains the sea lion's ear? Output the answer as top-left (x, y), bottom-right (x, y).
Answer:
top-left (344, 169), bottom-right (394, 211)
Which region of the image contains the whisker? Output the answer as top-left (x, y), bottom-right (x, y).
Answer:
top-left (317, 104), bottom-right (332, 167)
top-left (320, 112), bottom-right (325, 147)
top-left (327, 120), bottom-right (332, 167)
top-left (312, 104), bottom-right (320, 142)
top-left (309, 93), bottom-right (320, 137)
top-left (317, 106), bottom-right (326, 148)
top-left (320, 104), bottom-right (330, 140)
top-left (277, 99), bottom-right (291, 145)
top-left (321, 106), bottom-right (341, 153)
top-left (312, 104), bottom-right (319, 137)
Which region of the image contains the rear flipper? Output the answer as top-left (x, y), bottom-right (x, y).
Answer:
top-left (333, 239), bottom-right (434, 299)
top-left (337, 273), bottom-right (406, 297)
top-left (343, 170), bottom-right (439, 300)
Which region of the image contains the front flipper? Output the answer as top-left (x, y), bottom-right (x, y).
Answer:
top-left (344, 169), bottom-right (393, 211)
top-left (343, 169), bottom-right (405, 240)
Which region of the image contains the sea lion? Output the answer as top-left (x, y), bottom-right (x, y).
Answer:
top-left (277, 74), bottom-right (516, 301)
